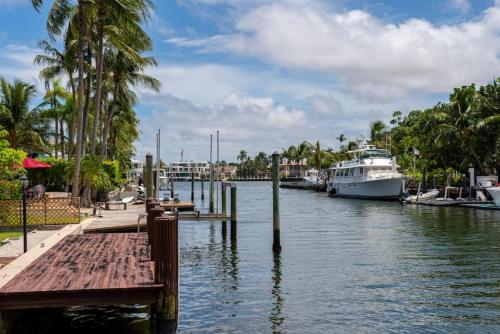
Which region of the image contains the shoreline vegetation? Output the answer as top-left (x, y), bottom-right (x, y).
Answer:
top-left (234, 79), bottom-right (499, 187)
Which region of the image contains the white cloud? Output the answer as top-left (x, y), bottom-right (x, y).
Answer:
top-left (449, 0), bottom-right (471, 14)
top-left (0, 44), bottom-right (42, 86)
top-left (168, 3), bottom-right (500, 100)
top-left (135, 92), bottom-right (309, 161)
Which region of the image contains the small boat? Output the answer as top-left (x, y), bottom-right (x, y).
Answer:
top-left (280, 168), bottom-right (323, 190)
top-left (405, 189), bottom-right (440, 203)
top-left (486, 187), bottom-right (500, 207)
top-left (326, 143), bottom-right (406, 200)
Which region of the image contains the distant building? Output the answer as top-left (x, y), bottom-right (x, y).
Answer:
top-left (218, 165), bottom-right (237, 179)
top-left (280, 161), bottom-right (308, 177)
top-left (128, 159), bottom-right (145, 181)
top-left (164, 161), bottom-right (210, 180)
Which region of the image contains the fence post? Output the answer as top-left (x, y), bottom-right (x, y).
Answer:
top-left (272, 151), bottom-right (281, 253)
top-left (153, 215), bottom-right (179, 332)
top-left (146, 153), bottom-right (154, 199)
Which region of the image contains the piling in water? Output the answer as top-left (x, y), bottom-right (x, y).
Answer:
top-left (147, 207), bottom-right (164, 252)
top-left (272, 151), bottom-right (281, 253)
top-left (201, 174), bottom-right (205, 200)
top-left (152, 215), bottom-right (179, 331)
top-left (146, 153), bottom-right (154, 199)
top-left (230, 185), bottom-right (237, 241)
top-left (209, 165), bottom-right (215, 213)
top-left (191, 167), bottom-right (195, 202)
top-left (221, 184), bottom-right (227, 215)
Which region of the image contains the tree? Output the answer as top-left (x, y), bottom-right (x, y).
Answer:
top-left (336, 133), bottom-right (346, 150)
top-left (369, 120), bottom-right (387, 147)
top-left (42, 79), bottom-right (68, 158)
top-left (0, 127), bottom-right (26, 199)
top-left (0, 78), bottom-right (48, 150)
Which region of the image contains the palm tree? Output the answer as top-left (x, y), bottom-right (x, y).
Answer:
top-left (30, 0), bottom-right (87, 197)
top-left (237, 150), bottom-right (248, 162)
top-left (370, 120), bottom-right (387, 147)
top-left (336, 133), bottom-right (346, 150)
top-left (435, 85), bottom-right (486, 172)
top-left (0, 78), bottom-right (48, 149)
top-left (90, 0), bottom-right (153, 156)
top-left (43, 79), bottom-right (68, 158)
top-left (34, 39), bottom-right (78, 158)
top-left (99, 48), bottom-right (160, 160)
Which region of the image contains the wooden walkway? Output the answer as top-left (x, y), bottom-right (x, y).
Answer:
top-left (0, 233), bottom-right (162, 310)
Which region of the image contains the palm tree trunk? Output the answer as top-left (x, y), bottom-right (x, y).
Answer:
top-left (467, 141), bottom-right (486, 174)
top-left (71, 0), bottom-right (86, 198)
top-left (60, 118), bottom-right (65, 159)
top-left (67, 73), bottom-right (76, 160)
top-left (100, 84), bottom-right (118, 160)
top-left (81, 47), bottom-right (92, 157)
top-left (54, 115), bottom-right (59, 158)
top-left (90, 0), bottom-right (105, 157)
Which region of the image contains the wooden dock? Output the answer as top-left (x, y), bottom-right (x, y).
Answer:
top-left (159, 201), bottom-right (195, 211)
top-left (0, 207), bottom-right (180, 332)
top-left (0, 233), bottom-right (162, 310)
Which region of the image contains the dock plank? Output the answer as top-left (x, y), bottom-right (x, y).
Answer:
top-left (0, 233), bottom-right (162, 310)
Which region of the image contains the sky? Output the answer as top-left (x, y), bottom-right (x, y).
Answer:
top-left (0, 0), bottom-right (499, 162)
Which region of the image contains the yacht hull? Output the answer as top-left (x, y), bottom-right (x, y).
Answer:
top-left (487, 187), bottom-right (500, 207)
top-left (328, 177), bottom-right (404, 199)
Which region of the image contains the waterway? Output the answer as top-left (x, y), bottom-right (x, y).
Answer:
top-left (10, 182), bottom-right (500, 333)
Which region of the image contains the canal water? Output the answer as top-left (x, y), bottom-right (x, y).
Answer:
top-left (11, 182), bottom-right (500, 333)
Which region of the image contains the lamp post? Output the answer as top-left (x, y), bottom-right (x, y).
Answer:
top-left (20, 175), bottom-right (29, 253)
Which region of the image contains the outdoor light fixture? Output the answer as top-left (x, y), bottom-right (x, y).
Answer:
top-left (19, 175), bottom-right (28, 253)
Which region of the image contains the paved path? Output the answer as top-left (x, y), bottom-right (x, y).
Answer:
top-left (0, 229), bottom-right (60, 258)
top-left (82, 203), bottom-right (146, 232)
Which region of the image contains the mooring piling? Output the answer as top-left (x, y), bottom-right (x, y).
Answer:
top-left (201, 174), bottom-right (205, 200)
top-left (147, 206), bottom-right (164, 254)
top-left (146, 153), bottom-right (154, 199)
top-left (170, 175), bottom-right (174, 199)
top-left (221, 183), bottom-right (227, 215)
top-left (272, 151), bottom-right (281, 253)
top-left (209, 164), bottom-right (215, 213)
top-left (191, 164), bottom-right (195, 202)
top-left (152, 215), bottom-right (179, 332)
top-left (230, 184), bottom-right (237, 240)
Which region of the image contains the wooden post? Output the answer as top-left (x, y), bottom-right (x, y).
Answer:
top-left (170, 175), bottom-right (174, 199)
top-left (221, 183), bottom-right (227, 216)
top-left (146, 153), bottom-right (154, 199)
top-left (191, 166), bottom-right (195, 202)
top-left (230, 185), bottom-right (237, 241)
top-left (201, 174), bottom-right (205, 200)
top-left (272, 151), bottom-right (281, 253)
top-left (209, 165), bottom-right (215, 213)
top-left (153, 215), bottom-right (179, 332)
top-left (147, 206), bottom-right (163, 249)
top-left (422, 168), bottom-right (427, 191)
top-left (230, 185), bottom-right (237, 223)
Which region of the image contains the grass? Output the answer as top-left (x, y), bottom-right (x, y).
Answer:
top-left (0, 231), bottom-right (23, 243)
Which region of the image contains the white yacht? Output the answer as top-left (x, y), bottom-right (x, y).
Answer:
top-left (486, 187), bottom-right (500, 207)
top-left (280, 168), bottom-right (324, 190)
top-left (326, 144), bottom-right (406, 199)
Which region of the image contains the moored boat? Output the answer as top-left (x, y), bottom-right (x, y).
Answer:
top-left (280, 168), bottom-right (324, 190)
top-left (486, 187), bottom-right (500, 207)
top-left (326, 143), bottom-right (406, 200)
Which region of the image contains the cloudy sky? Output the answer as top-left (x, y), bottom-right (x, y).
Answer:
top-left (0, 0), bottom-right (499, 162)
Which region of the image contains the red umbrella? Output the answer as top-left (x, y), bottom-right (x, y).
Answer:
top-left (22, 157), bottom-right (52, 169)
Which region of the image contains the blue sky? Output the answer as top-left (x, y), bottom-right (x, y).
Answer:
top-left (0, 0), bottom-right (499, 162)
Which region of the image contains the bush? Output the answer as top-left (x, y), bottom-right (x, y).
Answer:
top-left (0, 129), bottom-right (26, 199)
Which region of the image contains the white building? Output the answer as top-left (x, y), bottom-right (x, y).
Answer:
top-left (163, 161), bottom-right (210, 180)
top-left (128, 159), bottom-right (144, 181)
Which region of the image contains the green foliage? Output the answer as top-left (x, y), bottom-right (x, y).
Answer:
top-left (388, 79), bottom-right (500, 179)
top-left (27, 157), bottom-right (70, 190)
top-left (0, 128), bottom-right (26, 199)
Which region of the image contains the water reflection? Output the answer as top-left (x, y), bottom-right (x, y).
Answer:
top-left (269, 252), bottom-right (284, 333)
